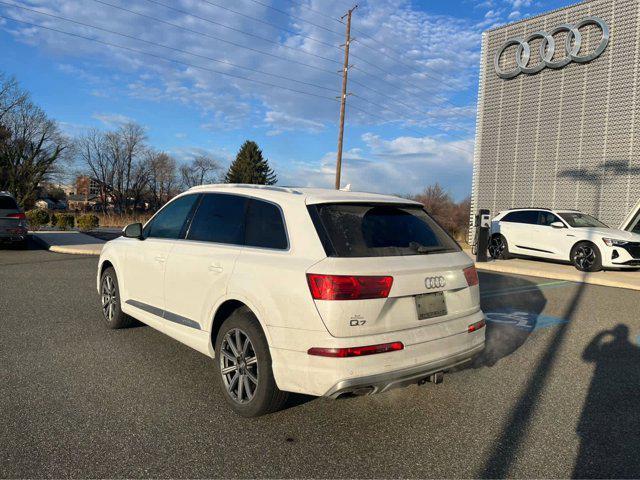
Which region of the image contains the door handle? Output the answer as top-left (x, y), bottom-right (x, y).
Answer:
top-left (208, 263), bottom-right (223, 273)
top-left (155, 255), bottom-right (166, 263)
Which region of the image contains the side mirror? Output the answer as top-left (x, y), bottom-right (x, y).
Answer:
top-left (550, 221), bottom-right (565, 229)
top-left (123, 222), bottom-right (143, 239)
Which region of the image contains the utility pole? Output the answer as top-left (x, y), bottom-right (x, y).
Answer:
top-left (334, 5), bottom-right (357, 190)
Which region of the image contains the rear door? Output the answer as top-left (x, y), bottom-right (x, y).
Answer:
top-left (163, 193), bottom-right (246, 329)
top-left (499, 210), bottom-right (540, 255)
top-left (306, 203), bottom-right (478, 338)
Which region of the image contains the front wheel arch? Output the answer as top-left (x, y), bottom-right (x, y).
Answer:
top-left (570, 240), bottom-right (602, 272)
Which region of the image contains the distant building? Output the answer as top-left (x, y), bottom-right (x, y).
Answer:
top-left (75, 176), bottom-right (102, 197)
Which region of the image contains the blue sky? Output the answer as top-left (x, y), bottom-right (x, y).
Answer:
top-left (0, 0), bottom-right (571, 199)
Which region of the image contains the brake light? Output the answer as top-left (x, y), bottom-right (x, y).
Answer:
top-left (7, 212), bottom-right (25, 219)
top-left (463, 266), bottom-right (479, 286)
top-left (468, 319), bottom-right (486, 333)
top-left (306, 274), bottom-right (393, 300)
top-left (308, 341), bottom-right (404, 358)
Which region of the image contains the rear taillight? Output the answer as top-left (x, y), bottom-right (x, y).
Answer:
top-left (306, 274), bottom-right (393, 300)
top-left (308, 341), bottom-right (404, 358)
top-left (463, 266), bottom-right (479, 287)
top-left (7, 212), bottom-right (26, 219)
top-left (468, 319), bottom-right (486, 333)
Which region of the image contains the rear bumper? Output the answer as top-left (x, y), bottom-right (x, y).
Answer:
top-left (0, 231), bottom-right (27, 243)
top-left (269, 309), bottom-right (486, 397)
top-left (324, 342), bottom-right (484, 398)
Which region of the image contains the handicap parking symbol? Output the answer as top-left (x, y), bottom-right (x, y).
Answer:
top-left (485, 309), bottom-right (568, 331)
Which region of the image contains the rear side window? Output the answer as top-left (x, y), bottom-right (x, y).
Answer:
top-left (502, 210), bottom-right (538, 224)
top-left (245, 199), bottom-right (287, 250)
top-left (187, 193), bottom-right (247, 245)
top-left (146, 194), bottom-right (199, 239)
top-left (0, 196), bottom-right (18, 210)
top-left (309, 203), bottom-right (460, 258)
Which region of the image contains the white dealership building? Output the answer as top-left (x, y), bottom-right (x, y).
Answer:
top-left (470, 0), bottom-right (640, 239)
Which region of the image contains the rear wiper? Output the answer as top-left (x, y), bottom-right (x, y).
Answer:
top-left (409, 242), bottom-right (449, 254)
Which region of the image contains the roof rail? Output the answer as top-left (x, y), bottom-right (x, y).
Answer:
top-left (187, 183), bottom-right (303, 195)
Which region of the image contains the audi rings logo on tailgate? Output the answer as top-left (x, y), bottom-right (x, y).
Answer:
top-left (425, 276), bottom-right (446, 290)
top-left (494, 16), bottom-right (609, 79)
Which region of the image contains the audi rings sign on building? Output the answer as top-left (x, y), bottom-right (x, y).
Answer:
top-left (494, 16), bottom-right (609, 79)
top-left (424, 276), bottom-right (446, 290)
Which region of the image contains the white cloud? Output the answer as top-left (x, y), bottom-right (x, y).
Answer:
top-left (1, 0), bottom-right (482, 135)
top-left (279, 132), bottom-right (474, 199)
top-left (92, 112), bottom-right (134, 127)
top-left (264, 110), bottom-right (325, 136)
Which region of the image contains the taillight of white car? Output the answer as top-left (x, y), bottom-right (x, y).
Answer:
top-left (306, 274), bottom-right (394, 300)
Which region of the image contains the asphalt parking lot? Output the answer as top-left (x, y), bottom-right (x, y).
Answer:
top-left (1, 241), bottom-right (639, 478)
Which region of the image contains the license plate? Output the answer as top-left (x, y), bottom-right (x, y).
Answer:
top-left (415, 292), bottom-right (447, 320)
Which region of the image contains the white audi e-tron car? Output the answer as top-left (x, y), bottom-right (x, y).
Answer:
top-left (489, 208), bottom-right (640, 271)
top-left (97, 184), bottom-right (485, 417)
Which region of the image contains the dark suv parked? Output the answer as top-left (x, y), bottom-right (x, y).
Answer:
top-left (0, 192), bottom-right (27, 248)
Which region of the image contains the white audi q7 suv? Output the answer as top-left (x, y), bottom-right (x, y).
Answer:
top-left (489, 208), bottom-right (640, 271)
top-left (97, 185), bottom-right (485, 416)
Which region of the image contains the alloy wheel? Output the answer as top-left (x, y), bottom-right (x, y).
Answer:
top-left (219, 328), bottom-right (259, 404)
top-left (574, 245), bottom-right (596, 270)
top-left (101, 274), bottom-right (117, 322)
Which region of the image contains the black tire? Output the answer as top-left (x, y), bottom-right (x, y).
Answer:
top-left (571, 241), bottom-right (602, 272)
top-left (488, 234), bottom-right (512, 260)
top-left (215, 307), bottom-right (288, 417)
top-left (99, 267), bottom-right (132, 329)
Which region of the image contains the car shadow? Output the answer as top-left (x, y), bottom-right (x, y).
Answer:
top-left (472, 272), bottom-right (548, 367)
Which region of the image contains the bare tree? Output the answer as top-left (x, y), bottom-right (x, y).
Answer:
top-left (146, 151), bottom-right (177, 210)
top-left (411, 184), bottom-right (470, 240)
top-left (76, 129), bottom-right (114, 210)
top-left (180, 154), bottom-right (222, 188)
top-left (0, 96), bottom-right (68, 208)
top-left (0, 73), bottom-right (27, 122)
top-left (76, 122), bottom-right (147, 212)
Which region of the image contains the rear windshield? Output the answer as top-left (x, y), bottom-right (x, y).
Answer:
top-left (309, 203), bottom-right (460, 257)
top-left (0, 196), bottom-right (18, 210)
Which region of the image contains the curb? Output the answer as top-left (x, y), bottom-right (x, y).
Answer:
top-left (473, 259), bottom-right (640, 292)
top-left (30, 233), bottom-right (102, 256)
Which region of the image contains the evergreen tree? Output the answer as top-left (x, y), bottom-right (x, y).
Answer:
top-left (225, 140), bottom-right (277, 185)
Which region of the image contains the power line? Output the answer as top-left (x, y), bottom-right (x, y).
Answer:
top-left (90, 0), bottom-right (339, 76)
top-left (149, 0), bottom-right (474, 122)
top-left (0, 7), bottom-right (475, 155)
top-left (274, 0), bottom-right (474, 112)
top-left (91, 0), bottom-right (473, 136)
top-left (0, 1), bottom-right (338, 94)
top-left (243, 0), bottom-right (345, 37)
top-left (349, 77), bottom-right (475, 135)
top-left (279, 0), bottom-right (344, 24)
top-left (141, 0), bottom-right (341, 66)
top-left (284, 0), bottom-right (469, 92)
top-left (198, 0), bottom-right (340, 51)
top-left (0, 14), bottom-right (338, 102)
